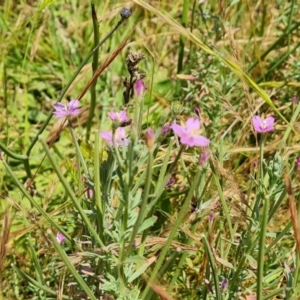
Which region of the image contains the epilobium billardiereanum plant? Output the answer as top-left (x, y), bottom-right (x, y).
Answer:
top-left (5, 3), bottom-right (300, 300)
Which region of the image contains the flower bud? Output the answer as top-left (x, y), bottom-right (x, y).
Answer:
top-left (145, 128), bottom-right (155, 150)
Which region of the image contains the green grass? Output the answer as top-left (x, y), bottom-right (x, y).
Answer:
top-left (1, 0), bottom-right (300, 299)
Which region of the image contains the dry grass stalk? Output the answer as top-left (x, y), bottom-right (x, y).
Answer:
top-left (284, 174), bottom-right (300, 255)
top-left (147, 281), bottom-right (176, 300)
top-left (0, 208), bottom-right (11, 285)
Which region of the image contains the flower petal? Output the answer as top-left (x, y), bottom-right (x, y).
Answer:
top-left (118, 111), bottom-right (128, 122)
top-left (252, 116), bottom-right (263, 132)
top-left (69, 108), bottom-right (81, 116)
top-left (171, 123), bottom-right (185, 137)
top-left (53, 113), bottom-right (67, 118)
top-left (185, 118), bottom-right (200, 131)
top-left (53, 102), bottom-right (65, 111)
top-left (193, 135), bottom-right (210, 147)
top-left (100, 131), bottom-right (113, 145)
top-left (108, 111), bottom-right (117, 121)
top-left (68, 99), bottom-right (80, 110)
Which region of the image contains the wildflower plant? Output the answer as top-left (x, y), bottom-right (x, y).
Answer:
top-left (2, 2), bottom-right (300, 300)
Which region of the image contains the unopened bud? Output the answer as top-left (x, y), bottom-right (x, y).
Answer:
top-left (134, 79), bottom-right (146, 97)
top-left (120, 8), bottom-right (132, 19)
top-left (145, 128), bottom-right (155, 149)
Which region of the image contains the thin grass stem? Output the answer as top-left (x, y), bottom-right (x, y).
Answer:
top-left (39, 137), bottom-right (104, 248)
top-left (86, 4), bottom-right (100, 142)
top-left (142, 164), bottom-right (202, 299)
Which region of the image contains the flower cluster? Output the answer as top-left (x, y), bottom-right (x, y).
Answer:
top-left (101, 110), bottom-right (130, 147)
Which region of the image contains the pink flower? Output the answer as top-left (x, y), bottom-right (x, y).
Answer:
top-left (56, 233), bottom-right (66, 244)
top-left (292, 96), bottom-right (298, 104)
top-left (200, 149), bottom-right (210, 166)
top-left (108, 110), bottom-right (129, 123)
top-left (100, 127), bottom-right (129, 147)
top-left (134, 79), bottom-right (146, 96)
top-left (53, 99), bottom-right (81, 118)
top-left (86, 188), bottom-right (94, 199)
top-left (296, 158), bottom-right (300, 177)
top-left (221, 279), bottom-right (228, 293)
top-left (171, 118), bottom-right (210, 147)
top-left (296, 157), bottom-right (300, 167)
top-left (252, 116), bottom-right (275, 133)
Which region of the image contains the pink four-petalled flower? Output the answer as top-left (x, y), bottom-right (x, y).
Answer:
top-left (100, 127), bottom-right (129, 147)
top-left (171, 117), bottom-right (210, 147)
top-left (53, 99), bottom-right (81, 118)
top-left (252, 116), bottom-right (275, 133)
top-left (108, 110), bottom-right (129, 123)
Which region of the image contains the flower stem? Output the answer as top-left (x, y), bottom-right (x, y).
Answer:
top-left (257, 134), bottom-right (268, 300)
top-left (86, 4), bottom-right (99, 142)
top-left (142, 163), bottom-right (202, 299)
top-left (40, 137), bottom-right (104, 248)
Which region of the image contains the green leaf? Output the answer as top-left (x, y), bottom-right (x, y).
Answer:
top-left (128, 257), bottom-right (156, 283)
top-left (137, 216), bottom-right (157, 234)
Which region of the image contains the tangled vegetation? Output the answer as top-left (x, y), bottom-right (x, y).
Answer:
top-left (0, 0), bottom-right (300, 299)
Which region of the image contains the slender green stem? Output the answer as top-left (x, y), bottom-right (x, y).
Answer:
top-left (293, 253), bottom-right (300, 292)
top-left (48, 230), bottom-right (97, 300)
top-left (94, 130), bottom-right (104, 241)
top-left (210, 160), bottom-right (234, 241)
top-left (257, 134), bottom-right (268, 300)
top-left (248, 20), bottom-right (300, 73)
top-left (27, 235), bottom-right (46, 300)
top-left (39, 137), bottom-right (104, 248)
top-left (68, 121), bottom-right (89, 177)
top-left (118, 144), bottom-right (133, 288)
top-left (262, 287), bottom-right (286, 300)
top-left (3, 65), bottom-right (8, 137)
top-left (175, 0), bottom-right (189, 96)
top-left (127, 148), bottom-right (154, 257)
top-left (0, 143), bottom-right (27, 161)
top-left (202, 235), bottom-right (222, 300)
top-left (12, 265), bottom-right (70, 299)
top-left (279, 99), bottom-right (300, 151)
top-left (86, 4), bottom-right (100, 142)
top-left (142, 165), bottom-right (202, 299)
top-left (147, 145), bottom-right (184, 214)
top-left (0, 143), bottom-right (32, 178)
top-left (257, 42), bottom-right (300, 83)
top-left (133, 90), bottom-right (145, 138)
top-left (1, 158), bottom-right (72, 242)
